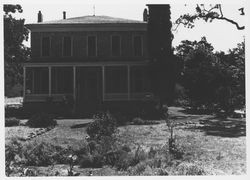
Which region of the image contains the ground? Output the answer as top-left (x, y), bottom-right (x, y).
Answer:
top-left (5, 105), bottom-right (246, 176)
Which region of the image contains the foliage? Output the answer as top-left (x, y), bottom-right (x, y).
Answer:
top-left (22, 141), bottom-right (66, 166)
top-left (175, 37), bottom-right (245, 115)
top-left (86, 112), bottom-right (117, 140)
top-left (175, 4), bottom-right (245, 30)
top-left (147, 5), bottom-right (177, 105)
top-left (26, 113), bottom-right (57, 128)
top-left (4, 4), bottom-right (30, 97)
top-left (175, 162), bottom-right (207, 175)
top-left (132, 117), bottom-right (160, 125)
top-left (79, 153), bottom-right (104, 168)
top-left (5, 117), bottom-right (20, 127)
top-left (5, 138), bottom-right (23, 176)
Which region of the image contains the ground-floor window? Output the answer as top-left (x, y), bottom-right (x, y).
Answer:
top-left (105, 66), bottom-right (127, 93)
top-left (52, 67), bottom-right (73, 94)
top-left (130, 66), bottom-right (150, 93)
top-left (26, 67), bottom-right (49, 94)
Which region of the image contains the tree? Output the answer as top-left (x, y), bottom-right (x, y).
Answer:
top-left (175, 4), bottom-right (245, 30)
top-left (215, 41), bottom-right (245, 114)
top-left (147, 5), bottom-right (177, 106)
top-left (176, 37), bottom-right (245, 115)
top-left (4, 4), bottom-right (30, 97)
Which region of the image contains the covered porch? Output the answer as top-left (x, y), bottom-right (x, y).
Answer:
top-left (23, 62), bottom-right (154, 114)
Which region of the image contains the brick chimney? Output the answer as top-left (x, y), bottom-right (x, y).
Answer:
top-left (63, 11), bottom-right (66, 19)
top-left (143, 8), bottom-right (148, 22)
top-left (38, 11), bottom-right (43, 23)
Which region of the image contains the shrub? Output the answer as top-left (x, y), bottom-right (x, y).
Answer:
top-left (115, 152), bottom-right (135, 170)
top-left (86, 112), bottom-right (117, 140)
top-left (79, 153), bottom-right (103, 168)
top-left (79, 154), bottom-right (93, 168)
top-left (26, 113), bottom-right (57, 128)
top-left (5, 138), bottom-right (23, 176)
top-left (175, 162), bottom-right (207, 175)
top-left (132, 117), bottom-right (160, 125)
top-left (22, 141), bottom-right (65, 166)
top-left (5, 117), bottom-right (20, 127)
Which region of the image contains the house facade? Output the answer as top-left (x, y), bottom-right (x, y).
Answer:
top-left (23, 5), bottom-right (173, 116)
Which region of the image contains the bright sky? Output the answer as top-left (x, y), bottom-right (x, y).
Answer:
top-left (3, 0), bottom-right (247, 52)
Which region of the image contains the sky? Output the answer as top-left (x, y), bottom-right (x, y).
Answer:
top-left (4, 0), bottom-right (246, 53)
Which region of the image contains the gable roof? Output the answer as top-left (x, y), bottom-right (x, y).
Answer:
top-left (35, 15), bottom-right (146, 25)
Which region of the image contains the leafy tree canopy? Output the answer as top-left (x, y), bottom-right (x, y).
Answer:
top-left (4, 4), bottom-right (30, 97)
top-left (176, 37), bottom-right (245, 115)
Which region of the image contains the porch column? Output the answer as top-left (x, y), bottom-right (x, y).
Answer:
top-left (127, 65), bottom-right (130, 100)
top-left (73, 66), bottom-right (76, 109)
top-left (102, 66), bottom-right (105, 101)
top-left (48, 66), bottom-right (51, 96)
top-left (23, 66), bottom-right (26, 98)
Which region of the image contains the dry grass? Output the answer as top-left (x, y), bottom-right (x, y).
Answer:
top-left (5, 107), bottom-right (246, 175)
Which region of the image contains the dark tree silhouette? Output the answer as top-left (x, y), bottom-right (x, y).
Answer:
top-left (176, 37), bottom-right (245, 115)
top-left (4, 4), bottom-right (30, 97)
top-left (174, 4), bottom-right (245, 30)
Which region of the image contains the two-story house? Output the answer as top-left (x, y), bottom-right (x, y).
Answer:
top-left (23, 5), bottom-right (173, 116)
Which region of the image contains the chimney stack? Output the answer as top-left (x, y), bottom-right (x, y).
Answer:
top-left (63, 11), bottom-right (66, 19)
top-left (38, 11), bottom-right (43, 23)
top-left (143, 8), bottom-right (148, 22)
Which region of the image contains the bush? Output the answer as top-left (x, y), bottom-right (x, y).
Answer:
top-left (175, 162), bottom-right (207, 175)
top-left (132, 117), bottom-right (159, 125)
top-left (26, 113), bottom-right (57, 128)
top-left (86, 112), bottom-right (117, 140)
top-left (5, 117), bottom-right (20, 127)
top-left (22, 141), bottom-right (66, 166)
top-left (79, 153), bottom-right (104, 168)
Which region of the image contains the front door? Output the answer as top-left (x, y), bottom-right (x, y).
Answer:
top-left (76, 67), bottom-right (102, 116)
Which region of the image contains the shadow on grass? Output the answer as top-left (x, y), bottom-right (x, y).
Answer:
top-left (183, 117), bottom-right (246, 138)
top-left (70, 123), bottom-right (90, 129)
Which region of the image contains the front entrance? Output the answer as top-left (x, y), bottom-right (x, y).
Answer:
top-left (76, 67), bottom-right (102, 116)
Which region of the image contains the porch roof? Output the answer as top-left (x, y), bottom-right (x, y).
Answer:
top-left (23, 60), bottom-right (150, 67)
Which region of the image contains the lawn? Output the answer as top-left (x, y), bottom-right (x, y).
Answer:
top-left (5, 107), bottom-right (246, 176)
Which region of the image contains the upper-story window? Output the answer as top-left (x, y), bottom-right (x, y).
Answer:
top-left (87, 36), bottom-right (97, 57)
top-left (133, 36), bottom-right (143, 56)
top-left (63, 36), bottom-right (72, 57)
top-left (41, 37), bottom-right (50, 57)
top-left (111, 35), bottom-right (121, 56)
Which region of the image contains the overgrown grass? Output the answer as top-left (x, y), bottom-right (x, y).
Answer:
top-left (5, 107), bottom-right (246, 175)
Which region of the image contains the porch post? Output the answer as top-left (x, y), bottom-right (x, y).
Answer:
top-left (127, 65), bottom-right (130, 100)
top-left (102, 66), bottom-right (105, 101)
top-left (73, 66), bottom-right (76, 112)
top-left (48, 66), bottom-right (51, 96)
top-left (23, 66), bottom-right (26, 98)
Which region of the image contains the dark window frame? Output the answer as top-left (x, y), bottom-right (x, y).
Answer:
top-left (133, 35), bottom-right (143, 57)
top-left (62, 36), bottom-right (73, 57)
top-left (87, 35), bottom-right (97, 57)
top-left (111, 35), bottom-right (121, 56)
top-left (41, 36), bottom-right (51, 57)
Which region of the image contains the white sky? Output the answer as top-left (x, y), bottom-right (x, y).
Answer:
top-left (5, 0), bottom-right (246, 53)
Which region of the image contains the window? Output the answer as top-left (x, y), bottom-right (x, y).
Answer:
top-left (41, 37), bottom-right (50, 56)
top-left (63, 36), bottom-right (72, 56)
top-left (105, 66), bottom-right (127, 93)
top-left (26, 67), bottom-right (49, 94)
top-left (134, 36), bottom-right (143, 56)
top-left (87, 36), bottom-right (97, 56)
top-left (52, 67), bottom-right (73, 94)
top-left (111, 35), bottom-right (121, 56)
top-left (131, 66), bottom-right (150, 93)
